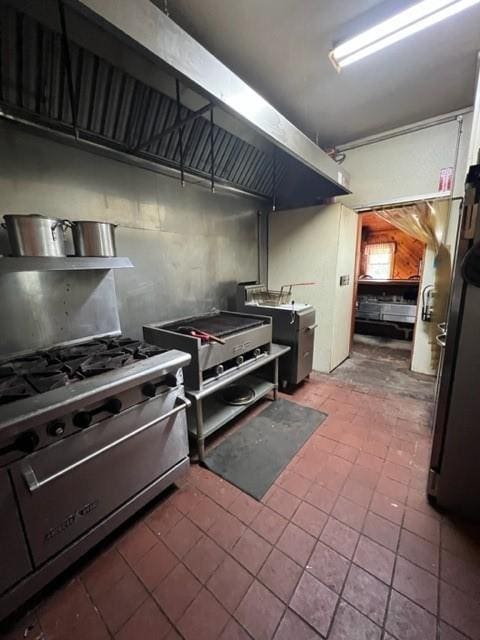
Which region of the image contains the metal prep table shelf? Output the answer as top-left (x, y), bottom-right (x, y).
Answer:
top-left (185, 343), bottom-right (290, 461)
top-left (188, 376), bottom-right (275, 440)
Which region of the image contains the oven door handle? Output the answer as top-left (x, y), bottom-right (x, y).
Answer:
top-left (21, 397), bottom-right (191, 493)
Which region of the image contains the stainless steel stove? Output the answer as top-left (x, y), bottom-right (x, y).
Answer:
top-left (0, 336), bottom-right (191, 620)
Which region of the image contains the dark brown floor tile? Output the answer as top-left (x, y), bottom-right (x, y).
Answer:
top-left (208, 509), bottom-right (246, 550)
top-left (273, 609), bottom-right (321, 639)
top-left (290, 571), bottom-right (338, 637)
top-left (184, 535), bottom-right (226, 583)
top-left (145, 502), bottom-right (183, 537)
top-left (377, 476), bottom-right (408, 504)
top-left (81, 547), bottom-right (129, 601)
top-left (438, 621), bottom-right (470, 640)
top-left (168, 485), bottom-right (202, 515)
top-left (306, 541), bottom-right (349, 593)
top-left (178, 587), bottom-right (230, 640)
top-left (403, 508), bottom-right (440, 545)
top-left (188, 494), bottom-right (223, 532)
top-left (363, 512), bottom-right (400, 551)
top-left (258, 548), bottom-right (302, 603)
top-left (342, 564), bottom-right (389, 626)
top-left (232, 528), bottom-right (272, 574)
top-left (228, 492), bottom-right (263, 525)
top-left (341, 478), bottom-right (373, 508)
top-left (304, 482), bottom-right (337, 513)
top-left (115, 596), bottom-right (172, 640)
top-left (276, 522), bottom-right (316, 566)
top-left (250, 506), bottom-right (289, 544)
top-left (406, 487), bottom-right (440, 519)
top-left (386, 590), bottom-right (436, 640)
top-left (370, 492), bottom-right (404, 526)
top-left (130, 539), bottom-right (178, 591)
top-left (320, 517), bottom-right (359, 560)
top-left (277, 469), bottom-right (312, 499)
top-left (265, 485), bottom-right (301, 520)
top-left (332, 495), bottom-right (367, 531)
top-left (207, 556), bottom-right (253, 613)
top-left (95, 570), bottom-right (148, 633)
top-left (163, 516), bottom-right (203, 559)
top-left (291, 501), bottom-right (328, 537)
top-left (393, 556), bottom-right (438, 614)
top-left (153, 563), bottom-right (201, 622)
top-left (199, 474), bottom-right (241, 510)
top-left (1, 612), bottom-right (42, 640)
top-left (39, 578), bottom-right (109, 640)
top-left (441, 547), bottom-right (480, 599)
top-left (219, 618), bottom-right (252, 640)
top-left (398, 529), bottom-right (439, 575)
top-left (235, 580), bottom-right (285, 640)
top-left (329, 600), bottom-right (382, 640)
top-left (117, 521), bottom-right (158, 564)
top-left (383, 461), bottom-right (411, 485)
top-left (354, 536), bottom-right (395, 584)
top-left (334, 442), bottom-right (360, 463)
top-left (439, 580), bottom-right (480, 640)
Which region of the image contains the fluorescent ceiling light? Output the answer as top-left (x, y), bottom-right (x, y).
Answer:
top-left (330, 0), bottom-right (480, 69)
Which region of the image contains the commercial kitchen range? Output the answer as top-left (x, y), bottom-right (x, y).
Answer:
top-left (144, 311), bottom-right (289, 461)
top-left (0, 335), bottom-right (191, 619)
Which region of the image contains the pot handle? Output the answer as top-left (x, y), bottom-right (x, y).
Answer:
top-left (1, 222), bottom-right (6, 230)
top-left (51, 219), bottom-right (72, 240)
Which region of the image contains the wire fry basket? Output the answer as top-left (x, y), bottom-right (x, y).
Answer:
top-left (248, 284), bottom-right (293, 306)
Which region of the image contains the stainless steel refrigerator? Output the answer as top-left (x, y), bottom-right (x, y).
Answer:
top-left (428, 163), bottom-right (480, 521)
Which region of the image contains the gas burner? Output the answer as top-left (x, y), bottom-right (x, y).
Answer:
top-left (134, 344), bottom-right (165, 359)
top-left (47, 341), bottom-right (108, 362)
top-left (0, 374), bottom-right (36, 405)
top-left (102, 337), bottom-right (142, 351)
top-left (26, 370), bottom-right (70, 393)
top-left (7, 355), bottom-right (51, 375)
top-left (77, 352), bottom-right (135, 377)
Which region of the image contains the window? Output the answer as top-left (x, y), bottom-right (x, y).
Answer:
top-left (364, 242), bottom-right (395, 279)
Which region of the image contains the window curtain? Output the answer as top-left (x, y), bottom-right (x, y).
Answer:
top-left (364, 242), bottom-right (395, 255)
top-left (374, 201), bottom-right (440, 253)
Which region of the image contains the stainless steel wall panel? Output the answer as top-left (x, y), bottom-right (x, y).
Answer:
top-left (0, 270), bottom-right (121, 356)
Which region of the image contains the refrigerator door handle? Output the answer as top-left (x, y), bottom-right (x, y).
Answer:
top-left (436, 333), bottom-right (447, 348)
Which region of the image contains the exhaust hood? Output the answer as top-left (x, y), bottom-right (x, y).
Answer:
top-left (0, 0), bottom-right (350, 208)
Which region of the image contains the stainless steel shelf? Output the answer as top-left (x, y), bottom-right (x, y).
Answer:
top-left (188, 375), bottom-right (275, 439)
top-left (0, 256), bottom-right (134, 272)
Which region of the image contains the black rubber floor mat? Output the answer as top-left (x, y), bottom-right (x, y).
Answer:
top-left (204, 398), bottom-right (327, 500)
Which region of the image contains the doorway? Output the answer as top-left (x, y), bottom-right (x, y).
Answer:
top-left (352, 209), bottom-right (426, 369)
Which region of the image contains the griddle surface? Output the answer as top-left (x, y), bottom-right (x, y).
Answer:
top-left (170, 314), bottom-right (263, 338)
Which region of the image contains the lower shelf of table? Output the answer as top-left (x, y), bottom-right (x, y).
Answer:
top-left (187, 375), bottom-right (275, 440)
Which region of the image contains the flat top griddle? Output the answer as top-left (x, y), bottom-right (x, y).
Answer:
top-left (167, 314), bottom-right (263, 338)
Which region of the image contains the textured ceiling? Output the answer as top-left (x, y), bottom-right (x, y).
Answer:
top-left (162, 0), bottom-right (480, 146)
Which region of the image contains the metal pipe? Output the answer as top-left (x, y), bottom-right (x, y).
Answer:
top-left (0, 108), bottom-right (268, 202)
top-left (175, 78), bottom-right (185, 187)
top-left (338, 108), bottom-right (472, 153)
top-left (209, 108), bottom-right (215, 193)
top-left (57, 0), bottom-right (79, 140)
top-left (134, 102), bottom-right (212, 152)
top-left (272, 148), bottom-right (277, 212)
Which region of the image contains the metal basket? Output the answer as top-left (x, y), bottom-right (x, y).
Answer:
top-left (248, 284), bottom-right (293, 306)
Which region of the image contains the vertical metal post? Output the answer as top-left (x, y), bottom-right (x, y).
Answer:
top-left (194, 399), bottom-right (205, 463)
top-left (272, 147), bottom-right (277, 212)
top-left (273, 356), bottom-right (279, 400)
top-left (57, 0), bottom-right (79, 140)
top-left (175, 78), bottom-right (185, 187)
top-left (210, 108), bottom-right (215, 193)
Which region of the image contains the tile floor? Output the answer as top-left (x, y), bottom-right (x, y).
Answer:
top-left (4, 373), bottom-right (480, 640)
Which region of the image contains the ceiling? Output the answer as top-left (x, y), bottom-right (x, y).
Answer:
top-left (163, 0), bottom-right (480, 147)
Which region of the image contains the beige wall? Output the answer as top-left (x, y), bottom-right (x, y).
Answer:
top-left (340, 112), bottom-right (472, 209)
top-left (269, 203), bottom-right (357, 373)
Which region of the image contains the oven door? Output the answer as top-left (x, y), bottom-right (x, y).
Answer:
top-left (11, 390), bottom-right (189, 566)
